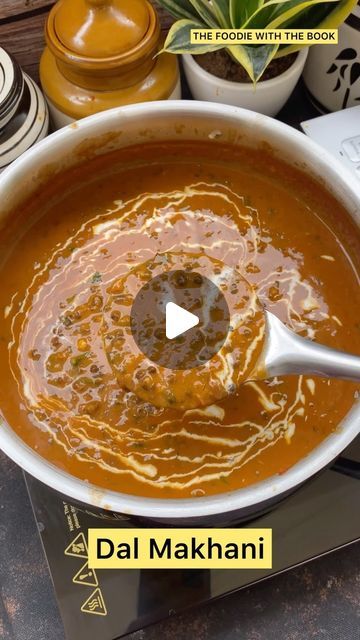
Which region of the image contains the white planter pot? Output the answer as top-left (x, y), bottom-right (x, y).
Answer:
top-left (182, 49), bottom-right (309, 116)
top-left (303, 3), bottom-right (360, 112)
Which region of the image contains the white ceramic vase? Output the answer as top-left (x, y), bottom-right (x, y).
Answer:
top-left (182, 49), bottom-right (309, 117)
top-left (303, 2), bottom-right (360, 112)
top-left (0, 48), bottom-right (49, 172)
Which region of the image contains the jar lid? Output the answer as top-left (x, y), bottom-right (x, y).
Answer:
top-left (0, 48), bottom-right (24, 129)
top-left (52, 0), bottom-right (151, 59)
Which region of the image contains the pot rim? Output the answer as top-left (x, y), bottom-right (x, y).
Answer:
top-left (182, 48), bottom-right (309, 91)
top-left (0, 99), bottom-right (359, 518)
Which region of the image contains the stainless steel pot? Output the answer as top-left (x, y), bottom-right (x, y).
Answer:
top-left (0, 101), bottom-right (359, 526)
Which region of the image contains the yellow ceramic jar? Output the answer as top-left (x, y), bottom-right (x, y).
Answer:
top-left (40, 0), bottom-right (181, 129)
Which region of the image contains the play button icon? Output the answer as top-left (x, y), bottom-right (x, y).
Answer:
top-left (122, 254), bottom-right (231, 370)
top-left (104, 252), bottom-right (266, 409)
top-left (165, 302), bottom-right (199, 340)
top-left (100, 252), bottom-right (265, 408)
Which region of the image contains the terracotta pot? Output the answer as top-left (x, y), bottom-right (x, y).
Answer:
top-left (40, 0), bottom-right (181, 129)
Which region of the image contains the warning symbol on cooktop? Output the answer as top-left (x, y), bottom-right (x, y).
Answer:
top-left (81, 588), bottom-right (107, 616)
top-left (64, 532), bottom-right (88, 558)
top-left (73, 561), bottom-right (98, 587)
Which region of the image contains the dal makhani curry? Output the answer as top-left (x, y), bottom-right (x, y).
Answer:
top-left (0, 141), bottom-right (359, 499)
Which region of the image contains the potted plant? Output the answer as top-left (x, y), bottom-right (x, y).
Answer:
top-left (156, 0), bottom-right (357, 116)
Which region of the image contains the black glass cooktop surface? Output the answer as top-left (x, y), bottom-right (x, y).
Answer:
top-left (25, 434), bottom-right (360, 640)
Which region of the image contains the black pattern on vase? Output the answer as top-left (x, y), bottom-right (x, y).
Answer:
top-left (326, 48), bottom-right (360, 109)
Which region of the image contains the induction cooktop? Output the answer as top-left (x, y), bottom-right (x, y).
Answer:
top-left (25, 433), bottom-right (360, 640)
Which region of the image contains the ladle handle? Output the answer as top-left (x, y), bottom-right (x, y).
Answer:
top-left (262, 311), bottom-right (360, 382)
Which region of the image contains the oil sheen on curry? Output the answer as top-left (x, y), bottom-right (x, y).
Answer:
top-left (0, 141), bottom-right (359, 499)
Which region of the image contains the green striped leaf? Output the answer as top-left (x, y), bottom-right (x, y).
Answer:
top-left (161, 19), bottom-right (224, 54)
top-left (242, 0), bottom-right (337, 29)
top-left (211, 0), bottom-right (231, 27)
top-left (188, 0), bottom-right (220, 26)
top-left (155, 0), bottom-right (200, 21)
top-left (228, 43), bottom-right (279, 81)
top-left (230, 0), bottom-right (264, 28)
top-left (268, 0), bottom-right (338, 29)
top-left (273, 0), bottom-right (356, 28)
top-left (276, 0), bottom-right (357, 56)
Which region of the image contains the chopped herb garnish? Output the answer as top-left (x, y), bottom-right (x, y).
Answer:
top-left (91, 272), bottom-right (102, 284)
top-left (62, 315), bottom-right (73, 327)
top-left (132, 441), bottom-right (146, 449)
top-left (70, 352), bottom-right (90, 367)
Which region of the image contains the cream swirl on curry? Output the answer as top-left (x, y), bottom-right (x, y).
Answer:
top-left (0, 141), bottom-right (359, 498)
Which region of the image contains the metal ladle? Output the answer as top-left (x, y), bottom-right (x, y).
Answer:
top-left (252, 310), bottom-right (360, 382)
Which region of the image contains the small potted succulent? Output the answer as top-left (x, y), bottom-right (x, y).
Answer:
top-left (156, 0), bottom-right (357, 116)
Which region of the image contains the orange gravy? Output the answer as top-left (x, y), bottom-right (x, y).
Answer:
top-left (0, 141), bottom-right (359, 498)
top-left (103, 251), bottom-right (266, 409)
